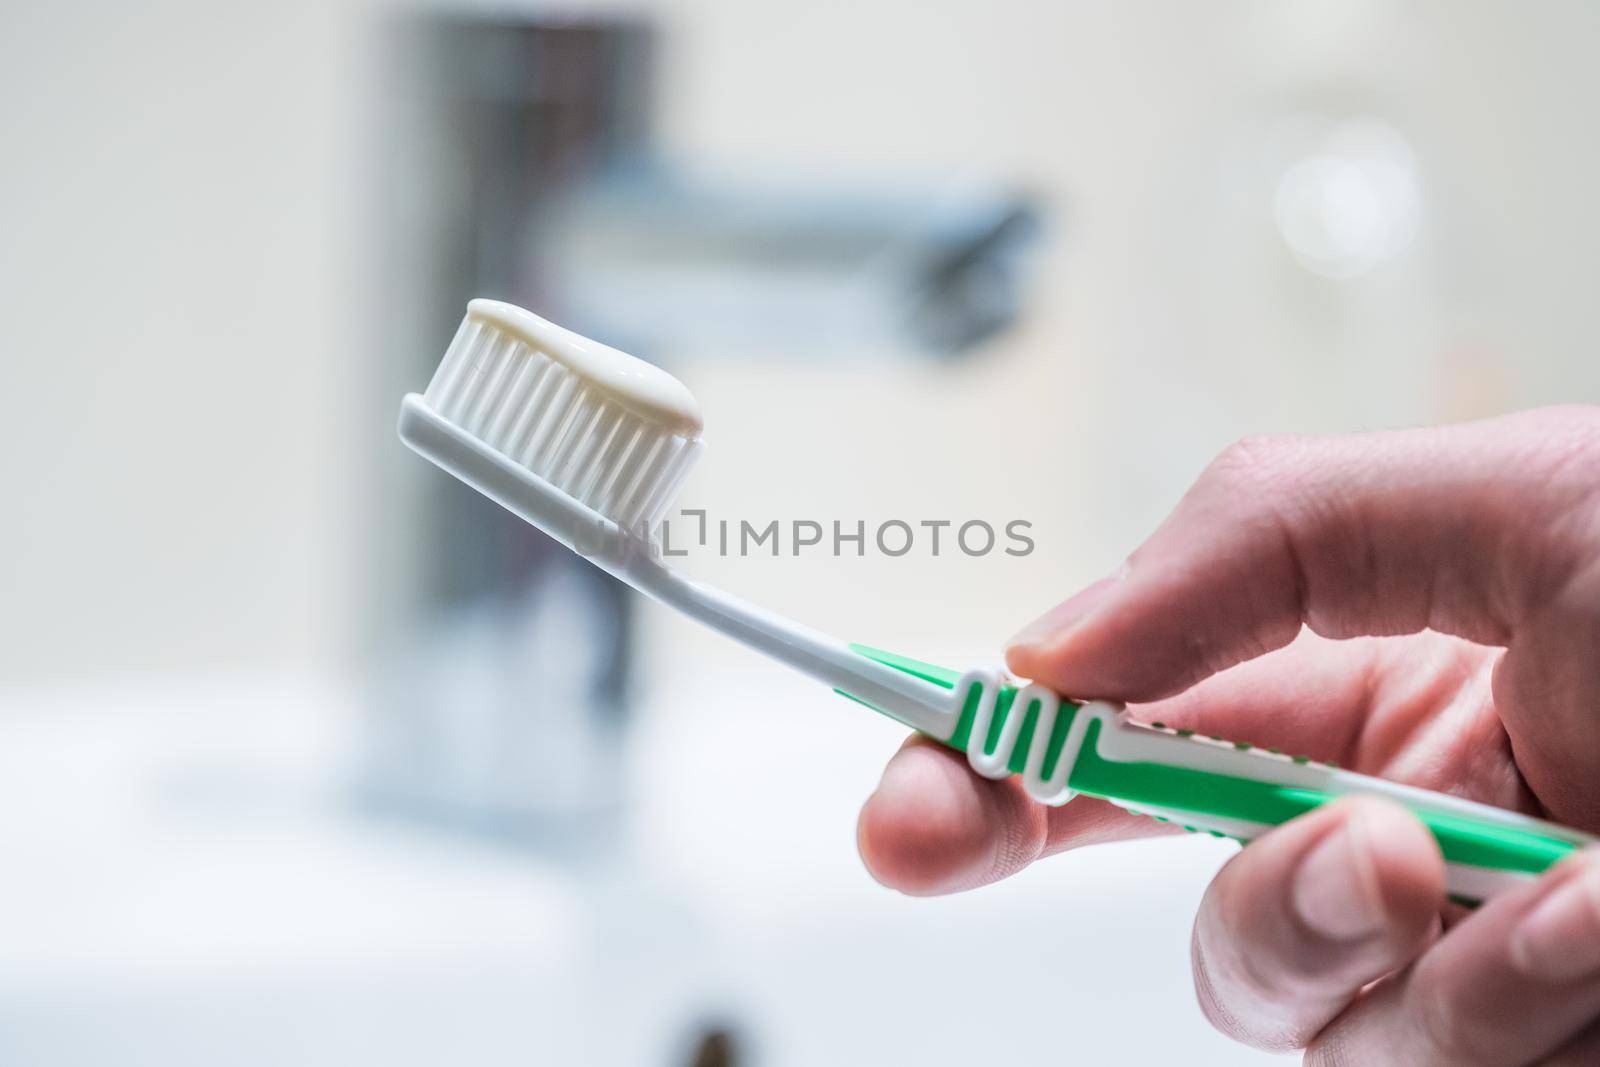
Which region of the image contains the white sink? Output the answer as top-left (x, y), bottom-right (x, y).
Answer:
top-left (0, 669), bottom-right (1279, 1064)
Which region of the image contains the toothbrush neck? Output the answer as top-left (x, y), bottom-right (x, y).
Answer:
top-left (616, 553), bottom-right (957, 738)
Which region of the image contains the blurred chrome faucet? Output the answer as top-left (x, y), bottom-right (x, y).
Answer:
top-left (363, 12), bottom-right (1042, 848)
top-left (547, 173), bottom-right (1039, 359)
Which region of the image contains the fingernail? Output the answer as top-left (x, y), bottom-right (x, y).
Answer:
top-left (1005, 563), bottom-right (1128, 653)
top-left (1294, 814), bottom-right (1386, 942)
top-left (1510, 855), bottom-right (1600, 982)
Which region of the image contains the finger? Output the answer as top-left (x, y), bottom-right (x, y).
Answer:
top-left (1309, 847), bottom-right (1600, 1066)
top-left (1008, 407), bottom-right (1600, 695)
top-left (1191, 797), bottom-right (1443, 1051)
top-left (1005, 407), bottom-right (1600, 825)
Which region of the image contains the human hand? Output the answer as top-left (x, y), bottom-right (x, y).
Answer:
top-left (858, 406), bottom-right (1600, 1063)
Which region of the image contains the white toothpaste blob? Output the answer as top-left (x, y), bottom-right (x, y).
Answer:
top-left (421, 300), bottom-right (703, 532)
top-left (467, 300), bottom-right (702, 435)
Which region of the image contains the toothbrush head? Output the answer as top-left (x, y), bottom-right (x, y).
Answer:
top-left (401, 300), bottom-right (703, 546)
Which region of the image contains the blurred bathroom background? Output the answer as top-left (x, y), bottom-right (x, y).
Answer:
top-left (2, 1), bottom-right (1598, 1063)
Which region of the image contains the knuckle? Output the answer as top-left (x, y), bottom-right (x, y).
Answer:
top-left (1206, 434), bottom-right (1301, 493)
top-left (1200, 434), bottom-right (1323, 626)
top-left (1534, 408), bottom-right (1600, 489)
top-left (1203, 435), bottom-right (1324, 552)
top-left (1498, 407), bottom-right (1600, 617)
top-left (1505, 406), bottom-right (1600, 507)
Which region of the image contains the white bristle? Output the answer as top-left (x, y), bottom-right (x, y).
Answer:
top-left (422, 307), bottom-right (701, 533)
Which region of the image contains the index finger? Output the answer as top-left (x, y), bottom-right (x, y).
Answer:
top-left (1003, 408), bottom-right (1600, 826)
top-left (1007, 408), bottom-right (1600, 702)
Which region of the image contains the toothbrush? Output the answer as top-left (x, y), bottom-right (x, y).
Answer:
top-left (399, 299), bottom-right (1594, 905)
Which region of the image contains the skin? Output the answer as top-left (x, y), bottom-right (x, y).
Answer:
top-left (857, 405), bottom-right (1600, 1065)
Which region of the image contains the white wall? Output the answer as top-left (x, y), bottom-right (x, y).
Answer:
top-left (0, 0), bottom-right (365, 680)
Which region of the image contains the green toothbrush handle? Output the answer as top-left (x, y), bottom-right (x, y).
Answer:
top-left (850, 645), bottom-right (1596, 904)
